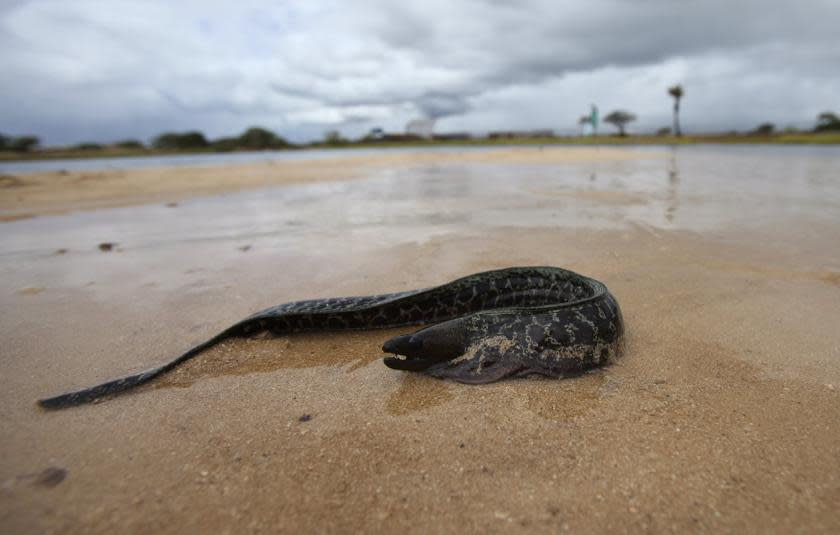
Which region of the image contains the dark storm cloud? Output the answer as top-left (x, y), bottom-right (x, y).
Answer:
top-left (1, 0), bottom-right (838, 143)
top-left (368, 0), bottom-right (839, 89)
top-left (414, 92), bottom-right (472, 119)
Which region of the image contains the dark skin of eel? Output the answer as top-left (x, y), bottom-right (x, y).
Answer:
top-left (38, 266), bottom-right (624, 410)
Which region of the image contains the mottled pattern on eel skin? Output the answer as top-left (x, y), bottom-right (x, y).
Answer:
top-left (425, 291), bottom-right (624, 383)
top-left (37, 266), bottom-right (624, 409)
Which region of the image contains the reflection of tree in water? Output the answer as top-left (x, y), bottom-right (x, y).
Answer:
top-left (665, 147), bottom-right (680, 223)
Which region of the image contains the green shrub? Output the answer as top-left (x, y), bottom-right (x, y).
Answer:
top-left (323, 130), bottom-right (347, 146)
top-left (75, 142), bottom-right (104, 150)
top-left (815, 112), bottom-right (840, 132)
top-left (211, 137), bottom-right (240, 152)
top-left (152, 131), bottom-right (209, 149)
top-left (237, 127), bottom-right (289, 149)
top-left (8, 135), bottom-right (39, 152)
top-left (752, 123), bottom-right (775, 135)
top-left (114, 139), bottom-right (145, 149)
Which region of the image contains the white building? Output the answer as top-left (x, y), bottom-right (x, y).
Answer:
top-left (406, 118), bottom-right (436, 138)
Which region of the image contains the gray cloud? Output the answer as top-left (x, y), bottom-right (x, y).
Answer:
top-left (1, 0), bottom-right (838, 144)
top-left (415, 92), bottom-right (472, 119)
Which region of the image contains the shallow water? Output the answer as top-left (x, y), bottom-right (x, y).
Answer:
top-left (2, 145), bottom-right (838, 257)
top-left (0, 145), bottom-right (513, 174)
top-left (2, 145), bottom-right (838, 314)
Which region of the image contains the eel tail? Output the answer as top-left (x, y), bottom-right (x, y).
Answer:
top-left (37, 329), bottom-right (235, 410)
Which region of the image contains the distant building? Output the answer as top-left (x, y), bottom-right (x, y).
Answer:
top-left (406, 119), bottom-right (436, 138)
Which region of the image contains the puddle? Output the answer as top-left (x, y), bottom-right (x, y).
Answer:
top-left (3, 145), bottom-right (839, 265)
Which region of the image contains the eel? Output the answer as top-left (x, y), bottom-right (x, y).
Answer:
top-left (38, 266), bottom-right (624, 410)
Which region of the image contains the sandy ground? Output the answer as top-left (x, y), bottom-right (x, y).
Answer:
top-left (0, 146), bottom-right (838, 533)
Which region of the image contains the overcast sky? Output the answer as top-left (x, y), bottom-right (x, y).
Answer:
top-left (1, 0), bottom-right (839, 145)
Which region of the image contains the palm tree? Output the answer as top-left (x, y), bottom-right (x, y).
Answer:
top-left (668, 85), bottom-right (684, 137)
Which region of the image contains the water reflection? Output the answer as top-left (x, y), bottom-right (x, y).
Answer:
top-left (2, 146), bottom-right (839, 261)
top-left (665, 146), bottom-right (680, 223)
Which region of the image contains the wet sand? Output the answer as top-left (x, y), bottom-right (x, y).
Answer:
top-left (0, 146), bottom-right (653, 220)
top-left (1, 146), bottom-right (839, 533)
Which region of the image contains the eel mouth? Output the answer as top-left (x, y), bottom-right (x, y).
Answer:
top-left (382, 334), bottom-right (442, 371)
top-left (383, 354), bottom-right (439, 371)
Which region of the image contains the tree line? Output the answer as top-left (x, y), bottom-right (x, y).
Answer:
top-left (600, 85), bottom-right (683, 137)
top-left (592, 83), bottom-right (840, 138)
top-left (153, 127), bottom-right (290, 150)
top-left (0, 134), bottom-right (40, 152)
top-left (2, 110), bottom-right (840, 154)
top-left (0, 126), bottom-right (291, 153)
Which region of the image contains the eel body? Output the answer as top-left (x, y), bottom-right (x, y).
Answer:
top-left (38, 266), bottom-right (624, 409)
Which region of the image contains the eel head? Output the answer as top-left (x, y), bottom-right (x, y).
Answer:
top-left (382, 317), bottom-right (522, 384)
top-left (382, 319), bottom-right (468, 372)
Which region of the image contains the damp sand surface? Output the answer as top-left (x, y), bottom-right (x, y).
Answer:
top-left (0, 146), bottom-right (654, 220)
top-left (1, 145), bottom-right (839, 533)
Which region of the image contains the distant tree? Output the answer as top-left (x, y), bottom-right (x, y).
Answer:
top-left (152, 131), bottom-right (209, 150)
top-left (668, 84), bottom-right (684, 137)
top-left (323, 130), bottom-right (346, 146)
top-left (0, 133), bottom-right (7, 151)
top-left (752, 123), bottom-right (775, 136)
top-left (237, 127), bottom-right (289, 149)
top-left (360, 127), bottom-right (387, 143)
top-left (815, 111), bottom-right (840, 132)
top-left (176, 131), bottom-right (208, 148)
top-left (9, 135), bottom-right (39, 152)
top-left (211, 137), bottom-right (240, 152)
top-left (152, 134), bottom-right (174, 149)
top-left (74, 142), bottom-right (103, 150)
top-left (603, 110), bottom-right (637, 136)
top-left (656, 127), bottom-right (672, 136)
top-left (114, 139), bottom-right (145, 149)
